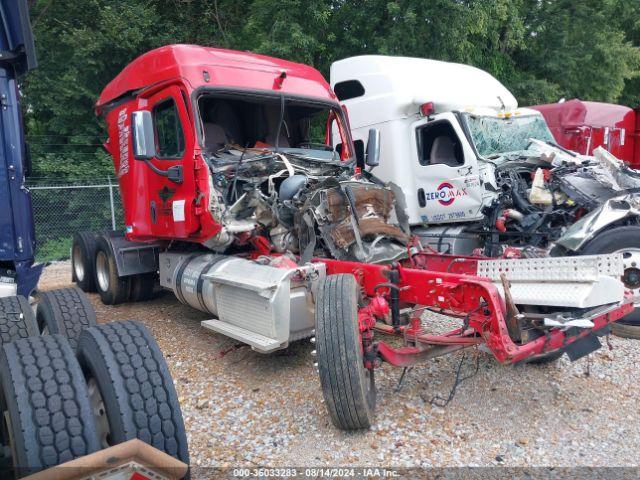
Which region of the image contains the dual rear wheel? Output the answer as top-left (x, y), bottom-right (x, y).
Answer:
top-left (72, 232), bottom-right (157, 305)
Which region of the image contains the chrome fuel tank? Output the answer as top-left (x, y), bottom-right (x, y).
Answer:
top-left (159, 251), bottom-right (326, 352)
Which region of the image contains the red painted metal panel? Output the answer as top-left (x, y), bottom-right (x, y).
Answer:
top-left (531, 99), bottom-right (638, 167)
top-left (96, 44), bottom-right (337, 112)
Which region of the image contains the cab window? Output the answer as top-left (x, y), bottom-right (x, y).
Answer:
top-left (153, 98), bottom-right (185, 159)
top-left (416, 121), bottom-right (464, 167)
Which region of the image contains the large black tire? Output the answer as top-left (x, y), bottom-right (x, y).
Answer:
top-left (36, 288), bottom-right (97, 350)
top-left (0, 296), bottom-right (38, 346)
top-left (72, 232), bottom-right (98, 293)
top-left (129, 273), bottom-right (157, 303)
top-left (608, 322), bottom-right (640, 340)
top-left (0, 335), bottom-right (100, 477)
top-left (315, 274), bottom-right (375, 431)
top-left (580, 226), bottom-right (640, 336)
top-left (76, 321), bottom-right (189, 465)
top-left (94, 235), bottom-right (130, 305)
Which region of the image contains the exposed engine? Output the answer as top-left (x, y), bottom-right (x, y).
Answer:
top-left (479, 142), bottom-right (640, 256)
top-left (202, 147), bottom-right (409, 263)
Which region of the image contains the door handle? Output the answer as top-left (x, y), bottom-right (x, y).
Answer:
top-left (417, 188), bottom-right (426, 207)
top-left (143, 160), bottom-right (183, 184)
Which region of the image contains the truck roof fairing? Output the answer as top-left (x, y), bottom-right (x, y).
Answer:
top-left (96, 44), bottom-right (337, 113)
top-left (330, 55), bottom-right (517, 128)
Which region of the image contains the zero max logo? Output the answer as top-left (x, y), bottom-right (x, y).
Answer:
top-left (426, 182), bottom-right (468, 206)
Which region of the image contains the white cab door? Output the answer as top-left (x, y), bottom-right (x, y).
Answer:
top-left (410, 112), bottom-right (484, 224)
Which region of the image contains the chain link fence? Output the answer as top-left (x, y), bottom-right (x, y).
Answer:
top-left (28, 178), bottom-right (125, 262)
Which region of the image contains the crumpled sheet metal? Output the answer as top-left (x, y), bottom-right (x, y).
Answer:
top-left (325, 186), bottom-right (409, 249)
top-left (557, 193), bottom-right (640, 251)
top-left (592, 146), bottom-right (640, 191)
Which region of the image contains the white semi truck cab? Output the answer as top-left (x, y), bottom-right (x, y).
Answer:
top-left (330, 55), bottom-right (562, 254)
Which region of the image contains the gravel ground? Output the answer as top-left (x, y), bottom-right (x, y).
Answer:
top-left (41, 261), bottom-right (640, 468)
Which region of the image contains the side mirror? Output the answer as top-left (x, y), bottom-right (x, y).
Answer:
top-left (131, 111), bottom-right (156, 159)
top-left (365, 128), bottom-right (380, 167)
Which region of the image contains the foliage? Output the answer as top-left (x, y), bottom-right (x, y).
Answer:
top-left (23, 0), bottom-right (640, 181)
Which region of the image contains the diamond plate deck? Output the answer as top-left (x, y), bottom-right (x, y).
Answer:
top-left (477, 253), bottom-right (623, 282)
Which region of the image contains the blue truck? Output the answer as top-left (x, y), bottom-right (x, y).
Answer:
top-left (0, 0), bottom-right (41, 298)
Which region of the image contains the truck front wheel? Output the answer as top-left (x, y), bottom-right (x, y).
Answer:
top-left (315, 274), bottom-right (376, 430)
top-left (129, 273), bottom-right (158, 303)
top-left (94, 236), bottom-right (130, 305)
top-left (580, 226), bottom-right (640, 338)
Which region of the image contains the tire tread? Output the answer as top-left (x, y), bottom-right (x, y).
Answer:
top-left (77, 321), bottom-right (189, 464)
top-left (316, 274), bottom-right (373, 430)
top-left (0, 295), bottom-right (38, 345)
top-left (0, 335), bottom-right (99, 475)
top-left (37, 288), bottom-right (97, 350)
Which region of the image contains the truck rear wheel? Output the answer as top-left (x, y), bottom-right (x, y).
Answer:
top-left (0, 335), bottom-right (100, 477)
top-left (0, 295), bottom-right (38, 346)
top-left (94, 236), bottom-right (130, 305)
top-left (315, 274), bottom-right (376, 431)
top-left (72, 232), bottom-right (98, 293)
top-left (580, 226), bottom-right (640, 338)
top-left (76, 321), bottom-right (189, 465)
top-left (36, 288), bottom-right (97, 350)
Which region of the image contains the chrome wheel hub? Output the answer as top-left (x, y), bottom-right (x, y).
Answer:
top-left (72, 245), bottom-right (85, 282)
top-left (95, 251), bottom-right (110, 293)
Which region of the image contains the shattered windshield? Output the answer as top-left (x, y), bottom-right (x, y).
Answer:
top-left (462, 113), bottom-right (554, 158)
top-left (198, 93), bottom-right (342, 162)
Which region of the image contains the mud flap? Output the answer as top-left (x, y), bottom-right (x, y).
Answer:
top-left (565, 331), bottom-right (604, 362)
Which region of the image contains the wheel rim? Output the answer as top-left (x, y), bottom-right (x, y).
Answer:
top-left (72, 245), bottom-right (85, 282)
top-left (615, 248), bottom-right (640, 306)
top-left (95, 251), bottom-right (110, 293)
top-left (87, 378), bottom-right (110, 449)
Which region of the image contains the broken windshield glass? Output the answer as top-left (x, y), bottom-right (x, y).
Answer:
top-left (463, 113), bottom-right (554, 158)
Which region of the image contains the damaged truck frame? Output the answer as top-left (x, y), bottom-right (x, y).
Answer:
top-left (73, 45), bottom-right (633, 430)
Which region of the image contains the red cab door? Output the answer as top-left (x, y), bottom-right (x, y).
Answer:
top-left (134, 86), bottom-right (199, 240)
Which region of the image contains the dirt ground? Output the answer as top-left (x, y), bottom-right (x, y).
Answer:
top-left (41, 261), bottom-right (640, 468)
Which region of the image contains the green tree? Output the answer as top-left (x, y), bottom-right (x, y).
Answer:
top-left (512, 0), bottom-right (640, 104)
top-left (22, 0), bottom-right (640, 182)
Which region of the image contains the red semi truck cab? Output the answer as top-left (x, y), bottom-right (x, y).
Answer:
top-left (530, 99), bottom-right (640, 168)
top-left (95, 44), bottom-right (354, 246)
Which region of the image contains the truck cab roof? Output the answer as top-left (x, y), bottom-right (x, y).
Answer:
top-left (330, 55), bottom-right (518, 129)
top-left (531, 99), bottom-right (635, 128)
top-left (96, 44), bottom-right (337, 113)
